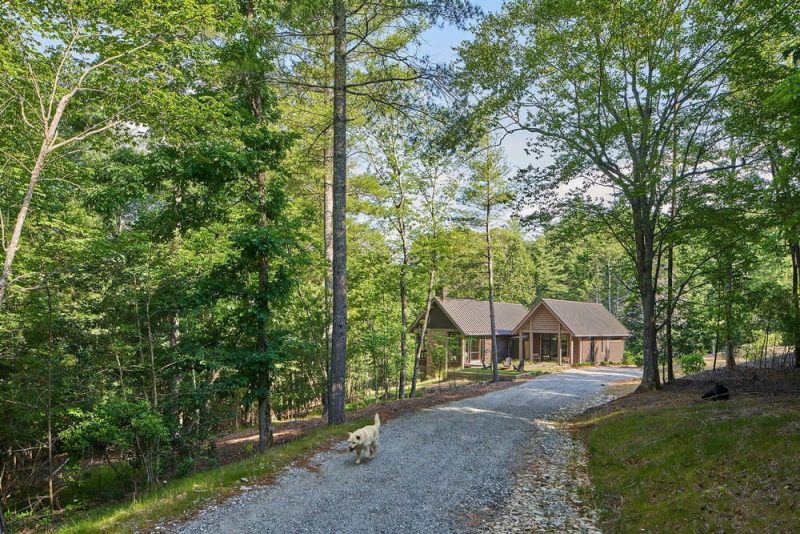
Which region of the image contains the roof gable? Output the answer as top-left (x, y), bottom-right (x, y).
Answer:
top-left (513, 298), bottom-right (629, 338)
top-left (415, 297), bottom-right (529, 336)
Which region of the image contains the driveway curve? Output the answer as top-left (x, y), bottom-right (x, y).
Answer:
top-left (177, 367), bottom-right (641, 534)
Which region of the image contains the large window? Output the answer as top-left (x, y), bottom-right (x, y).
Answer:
top-left (541, 333), bottom-right (568, 360)
top-left (467, 337), bottom-right (481, 361)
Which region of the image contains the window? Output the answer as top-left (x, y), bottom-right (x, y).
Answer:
top-left (468, 338), bottom-right (480, 360)
top-left (541, 333), bottom-right (568, 360)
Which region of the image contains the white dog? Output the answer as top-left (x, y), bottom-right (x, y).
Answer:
top-left (347, 413), bottom-right (380, 464)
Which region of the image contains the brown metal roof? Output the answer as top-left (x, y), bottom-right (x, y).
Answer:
top-left (514, 298), bottom-right (630, 337)
top-left (432, 297), bottom-right (529, 336)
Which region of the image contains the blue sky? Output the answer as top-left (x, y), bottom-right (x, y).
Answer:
top-left (417, 0), bottom-right (535, 173)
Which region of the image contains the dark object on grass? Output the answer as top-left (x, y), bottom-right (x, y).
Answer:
top-left (514, 360), bottom-right (525, 372)
top-left (702, 382), bottom-right (730, 401)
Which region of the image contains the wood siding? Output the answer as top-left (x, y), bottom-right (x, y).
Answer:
top-left (526, 306), bottom-right (562, 333)
top-left (427, 304), bottom-right (457, 330)
top-left (573, 337), bottom-right (625, 363)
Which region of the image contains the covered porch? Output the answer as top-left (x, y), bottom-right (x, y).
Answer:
top-left (511, 299), bottom-right (629, 365)
top-left (511, 306), bottom-right (582, 366)
top-left (415, 330), bottom-right (515, 374)
top-left (510, 331), bottom-right (576, 366)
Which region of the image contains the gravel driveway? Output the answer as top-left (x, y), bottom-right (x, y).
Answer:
top-left (176, 367), bottom-right (641, 534)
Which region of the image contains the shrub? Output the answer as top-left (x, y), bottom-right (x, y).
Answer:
top-left (61, 399), bottom-right (168, 485)
top-left (679, 353), bottom-right (706, 375)
top-left (622, 350), bottom-right (639, 366)
top-left (631, 353), bottom-right (644, 367)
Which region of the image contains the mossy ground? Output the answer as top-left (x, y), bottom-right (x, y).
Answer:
top-left (574, 369), bottom-right (800, 533)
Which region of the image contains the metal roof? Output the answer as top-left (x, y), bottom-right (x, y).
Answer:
top-left (432, 297), bottom-right (530, 336)
top-left (514, 298), bottom-right (630, 337)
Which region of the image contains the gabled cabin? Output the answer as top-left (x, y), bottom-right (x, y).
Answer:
top-left (510, 298), bottom-right (630, 365)
top-left (411, 297), bottom-right (529, 373)
top-left (411, 296), bottom-right (629, 377)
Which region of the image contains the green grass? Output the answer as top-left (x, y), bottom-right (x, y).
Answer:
top-left (54, 416), bottom-right (371, 534)
top-left (448, 366), bottom-right (553, 379)
top-left (453, 367), bottom-right (526, 375)
top-left (60, 463), bottom-right (136, 507)
top-left (583, 398), bottom-right (800, 533)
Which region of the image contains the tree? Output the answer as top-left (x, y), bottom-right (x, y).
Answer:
top-left (0, 0), bottom-right (213, 308)
top-left (329, 0), bottom-right (349, 425)
top-left (359, 113), bottom-right (419, 398)
top-left (493, 223), bottom-right (536, 305)
top-left (273, 0), bottom-right (479, 424)
top-left (455, 0), bottom-right (790, 389)
top-left (358, 108), bottom-right (462, 398)
top-left (461, 144), bottom-right (511, 382)
top-left (726, 26), bottom-right (800, 366)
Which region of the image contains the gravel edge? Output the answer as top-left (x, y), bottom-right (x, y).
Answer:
top-left (475, 393), bottom-right (621, 533)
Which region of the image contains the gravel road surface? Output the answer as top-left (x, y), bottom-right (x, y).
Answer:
top-left (176, 367), bottom-right (641, 534)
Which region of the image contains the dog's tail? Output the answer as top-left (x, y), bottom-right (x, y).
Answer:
top-left (374, 413), bottom-right (381, 428)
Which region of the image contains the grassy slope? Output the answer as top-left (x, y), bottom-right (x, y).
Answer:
top-left (56, 417), bottom-right (371, 534)
top-left (582, 397), bottom-right (800, 533)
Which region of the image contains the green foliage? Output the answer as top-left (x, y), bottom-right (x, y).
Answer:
top-left (56, 418), bottom-right (372, 534)
top-left (61, 400), bottom-right (167, 484)
top-left (61, 401), bottom-right (166, 454)
top-left (2, 0), bottom-right (800, 530)
top-left (678, 353), bottom-right (706, 375)
top-left (621, 351), bottom-right (636, 366)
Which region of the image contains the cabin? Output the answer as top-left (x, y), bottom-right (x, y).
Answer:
top-left (411, 296), bottom-right (629, 377)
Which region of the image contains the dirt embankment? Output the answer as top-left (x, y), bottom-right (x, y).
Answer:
top-left (214, 378), bottom-right (527, 465)
top-left (593, 363), bottom-right (800, 416)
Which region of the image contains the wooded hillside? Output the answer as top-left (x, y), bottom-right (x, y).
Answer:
top-left (0, 0), bottom-right (797, 529)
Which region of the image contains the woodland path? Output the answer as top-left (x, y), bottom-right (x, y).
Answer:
top-left (177, 367), bottom-right (641, 534)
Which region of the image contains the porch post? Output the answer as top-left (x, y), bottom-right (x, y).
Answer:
top-left (461, 336), bottom-right (466, 368)
top-left (528, 320), bottom-right (534, 364)
top-left (558, 323), bottom-right (562, 365)
top-left (568, 333), bottom-right (573, 365)
top-left (518, 333), bottom-right (523, 362)
top-left (444, 335), bottom-right (449, 376)
top-left (539, 332), bottom-right (543, 362)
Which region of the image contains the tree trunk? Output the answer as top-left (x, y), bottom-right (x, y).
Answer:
top-left (323, 146), bottom-right (334, 420)
top-left (666, 102), bottom-right (678, 382)
top-left (257, 385), bottom-right (272, 452)
top-left (145, 289), bottom-right (158, 407)
top-left (328, 0), bottom-right (347, 425)
top-left (724, 262), bottom-right (736, 370)
top-left (607, 257), bottom-right (612, 311)
top-left (256, 167), bottom-right (273, 452)
top-left (791, 242), bottom-right (800, 368)
top-left (486, 201), bottom-right (499, 383)
top-left (666, 242), bottom-right (675, 382)
top-left (631, 197), bottom-right (660, 390)
top-left (46, 283), bottom-right (57, 511)
top-left (410, 267), bottom-right (436, 397)
top-left (0, 139), bottom-right (50, 308)
top-left (0, 86), bottom-right (73, 309)
top-left (397, 226), bottom-right (409, 399)
top-left (170, 314), bottom-right (185, 428)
